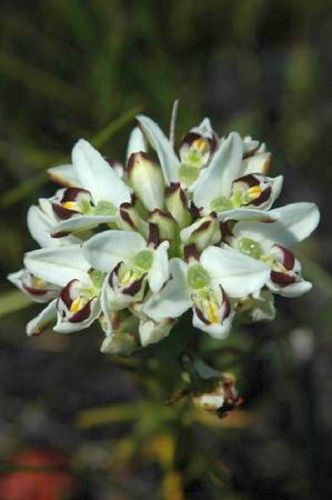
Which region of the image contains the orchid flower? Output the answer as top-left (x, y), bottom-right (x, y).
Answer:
top-left (42, 139), bottom-right (132, 237)
top-left (143, 246), bottom-right (270, 339)
top-left (23, 244), bottom-right (103, 335)
top-left (226, 202), bottom-right (320, 297)
top-left (8, 106), bottom-right (320, 355)
top-left (137, 114), bottom-right (281, 218)
top-left (83, 228), bottom-right (169, 313)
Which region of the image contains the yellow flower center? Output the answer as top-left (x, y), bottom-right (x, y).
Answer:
top-left (70, 296), bottom-right (88, 313)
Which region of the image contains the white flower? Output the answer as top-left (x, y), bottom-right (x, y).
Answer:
top-left (143, 246), bottom-right (269, 339)
top-left (228, 202), bottom-right (320, 297)
top-left (7, 107), bottom-right (320, 354)
top-left (23, 244), bottom-right (103, 334)
top-left (44, 139), bottom-right (131, 237)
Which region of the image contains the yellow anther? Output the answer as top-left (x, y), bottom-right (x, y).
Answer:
top-left (62, 201), bottom-right (78, 210)
top-left (192, 138), bottom-right (208, 153)
top-left (31, 277), bottom-right (46, 289)
top-left (120, 270), bottom-right (133, 286)
top-left (207, 300), bottom-right (219, 324)
top-left (70, 296), bottom-right (87, 313)
top-left (247, 186), bottom-right (262, 199)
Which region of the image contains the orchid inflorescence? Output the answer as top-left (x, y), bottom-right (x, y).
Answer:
top-left (8, 107), bottom-right (320, 355)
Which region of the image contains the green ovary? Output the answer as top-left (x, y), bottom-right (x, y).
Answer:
top-left (133, 250), bottom-right (153, 271)
top-left (210, 196), bottom-right (233, 212)
top-left (187, 264), bottom-right (210, 290)
top-left (238, 237), bottom-right (263, 259)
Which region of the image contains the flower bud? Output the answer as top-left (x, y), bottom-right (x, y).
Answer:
top-left (127, 152), bottom-right (165, 211)
top-left (165, 183), bottom-right (192, 229)
top-left (119, 199), bottom-right (149, 239)
top-left (148, 209), bottom-right (177, 242)
top-left (180, 214), bottom-right (221, 252)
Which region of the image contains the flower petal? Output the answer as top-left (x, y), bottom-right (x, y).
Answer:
top-left (48, 164), bottom-right (81, 187)
top-left (54, 297), bottom-right (101, 333)
top-left (233, 202), bottom-right (320, 248)
top-left (83, 230), bottom-right (147, 272)
top-left (51, 214), bottom-right (117, 237)
top-left (143, 258), bottom-right (191, 320)
top-left (24, 245), bottom-right (91, 287)
top-left (268, 279), bottom-right (312, 298)
top-left (200, 246), bottom-right (270, 297)
top-left (26, 299), bottom-right (57, 336)
top-left (126, 126), bottom-right (147, 160)
top-left (137, 114), bottom-right (180, 184)
top-left (72, 139), bottom-right (131, 205)
top-left (192, 308), bottom-right (235, 340)
top-left (192, 132), bottom-right (243, 211)
top-left (27, 205), bottom-right (80, 247)
top-left (139, 317), bottom-right (175, 347)
top-left (148, 241), bottom-right (170, 293)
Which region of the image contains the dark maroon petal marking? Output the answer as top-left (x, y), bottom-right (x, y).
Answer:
top-left (69, 300), bottom-right (93, 323)
top-left (249, 186), bottom-right (272, 207)
top-left (180, 131), bottom-right (201, 148)
top-left (123, 276), bottom-right (145, 296)
top-left (60, 280), bottom-right (77, 308)
top-left (109, 263), bottom-right (122, 285)
top-left (271, 271), bottom-right (296, 285)
top-left (165, 182), bottom-right (181, 196)
top-left (194, 306), bottom-right (210, 325)
top-left (273, 245), bottom-right (295, 270)
top-left (51, 230), bottom-right (70, 238)
top-left (148, 223), bottom-right (160, 247)
top-left (52, 203), bottom-right (79, 220)
top-left (189, 202), bottom-right (201, 219)
top-left (150, 208), bottom-right (174, 221)
top-left (22, 285), bottom-right (48, 297)
top-left (127, 151), bottom-right (156, 175)
top-left (119, 203), bottom-right (136, 229)
top-left (234, 174), bottom-right (259, 187)
top-left (221, 287), bottom-right (231, 319)
top-left (192, 220), bottom-right (211, 235)
top-left (184, 244), bottom-right (200, 262)
top-left (62, 187), bottom-right (91, 202)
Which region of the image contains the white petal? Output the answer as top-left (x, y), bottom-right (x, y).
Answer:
top-left (83, 230), bottom-right (146, 272)
top-left (24, 245), bottom-right (91, 287)
top-left (233, 202), bottom-right (320, 249)
top-left (218, 207), bottom-right (276, 222)
top-left (266, 175), bottom-right (283, 209)
top-left (269, 279), bottom-right (312, 298)
top-left (190, 117), bottom-right (214, 136)
top-left (126, 127), bottom-right (147, 160)
top-left (51, 214), bottom-right (117, 237)
top-left (54, 297), bottom-right (101, 333)
top-left (148, 241), bottom-right (169, 293)
top-left (200, 246), bottom-right (270, 297)
top-left (143, 258), bottom-right (191, 321)
top-left (48, 164), bottom-right (81, 187)
top-left (26, 299), bottom-right (57, 336)
top-left (137, 114), bottom-right (180, 184)
top-left (139, 318), bottom-right (174, 347)
top-left (192, 308), bottom-right (235, 340)
top-left (192, 132), bottom-right (243, 211)
top-left (27, 206), bottom-right (80, 247)
top-left (72, 139), bottom-right (131, 205)
top-left (241, 152), bottom-right (272, 175)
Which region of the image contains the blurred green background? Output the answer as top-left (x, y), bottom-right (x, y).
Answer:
top-left (0, 1), bottom-right (331, 499)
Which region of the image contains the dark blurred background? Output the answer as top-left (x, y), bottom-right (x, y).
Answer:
top-left (0, 1), bottom-right (331, 499)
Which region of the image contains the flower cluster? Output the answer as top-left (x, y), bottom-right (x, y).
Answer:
top-left (8, 111), bottom-right (320, 354)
